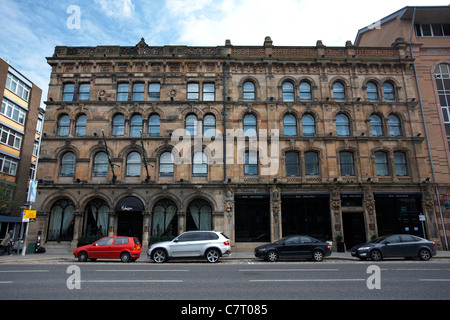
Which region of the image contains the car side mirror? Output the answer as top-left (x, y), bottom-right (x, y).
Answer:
top-left (384, 241), bottom-right (390, 245)
top-left (173, 239), bottom-right (179, 243)
top-left (92, 243), bottom-right (97, 246)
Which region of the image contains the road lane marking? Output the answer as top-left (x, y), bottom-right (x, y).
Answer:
top-left (95, 269), bottom-right (189, 272)
top-left (0, 270), bottom-right (49, 273)
top-left (249, 279), bottom-right (365, 282)
top-left (82, 280), bottom-right (183, 283)
top-left (419, 279), bottom-right (450, 282)
top-left (0, 281), bottom-right (13, 284)
top-left (239, 269), bottom-right (339, 272)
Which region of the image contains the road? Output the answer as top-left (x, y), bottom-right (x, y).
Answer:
top-left (1, 258), bottom-right (449, 302)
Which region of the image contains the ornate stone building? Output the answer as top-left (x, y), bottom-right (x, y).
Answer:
top-left (31, 37), bottom-right (442, 252)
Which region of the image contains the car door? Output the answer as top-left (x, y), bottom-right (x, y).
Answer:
top-left (111, 237), bottom-right (129, 259)
top-left (170, 233), bottom-right (197, 257)
top-left (381, 235), bottom-right (402, 257)
top-left (399, 235), bottom-right (420, 257)
top-left (90, 237), bottom-right (115, 259)
top-left (298, 236), bottom-right (315, 257)
top-left (277, 236), bottom-right (301, 258)
top-left (188, 232), bottom-right (210, 256)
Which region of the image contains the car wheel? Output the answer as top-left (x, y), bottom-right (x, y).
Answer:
top-left (152, 249), bottom-right (167, 263)
top-left (120, 252), bottom-right (131, 262)
top-left (206, 249), bottom-right (220, 263)
top-left (312, 250), bottom-right (324, 262)
top-left (370, 249), bottom-right (382, 261)
top-left (78, 251), bottom-right (88, 262)
top-left (266, 250), bottom-right (278, 262)
top-left (419, 248), bottom-right (431, 261)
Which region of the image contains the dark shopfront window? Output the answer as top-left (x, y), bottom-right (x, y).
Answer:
top-left (374, 194), bottom-right (424, 237)
top-left (281, 195), bottom-right (332, 241)
top-left (235, 196), bottom-right (270, 242)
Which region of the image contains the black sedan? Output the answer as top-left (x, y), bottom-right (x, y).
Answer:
top-left (254, 235), bottom-right (332, 262)
top-left (351, 234), bottom-right (436, 261)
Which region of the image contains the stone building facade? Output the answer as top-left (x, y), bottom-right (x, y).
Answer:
top-left (31, 37), bottom-right (442, 252)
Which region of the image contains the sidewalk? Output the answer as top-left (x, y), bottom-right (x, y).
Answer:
top-left (1, 250), bottom-right (449, 263)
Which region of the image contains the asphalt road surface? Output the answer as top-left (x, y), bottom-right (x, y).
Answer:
top-left (1, 258), bottom-right (449, 302)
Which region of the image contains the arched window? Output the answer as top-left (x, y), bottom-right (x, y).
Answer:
top-left (47, 199), bottom-right (75, 241)
top-left (243, 81), bottom-right (255, 100)
top-left (388, 114), bottom-right (402, 137)
top-left (339, 151), bottom-right (355, 176)
top-left (126, 152), bottom-right (141, 177)
top-left (148, 114), bottom-right (160, 137)
top-left (193, 152), bottom-right (208, 177)
top-left (57, 115), bottom-right (70, 137)
top-left (203, 114), bottom-right (216, 137)
top-left (302, 114), bottom-right (315, 136)
top-left (375, 152), bottom-right (389, 176)
top-left (383, 82), bottom-right (396, 101)
top-left (152, 199), bottom-right (177, 237)
top-left (285, 152), bottom-right (300, 176)
top-left (243, 114), bottom-right (257, 136)
top-left (282, 81), bottom-right (295, 102)
top-left (333, 82), bottom-right (345, 101)
top-left (299, 81), bottom-right (312, 100)
top-left (159, 152), bottom-right (174, 177)
top-left (112, 114), bottom-right (125, 136)
top-left (92, 152), bottom-right (108, 177)
top-left (83, 199), bottom-right (109, 237)
top-left (370, 114), bottom-right (383, 136)
top-left (130, 114), bottom-right (142, 137)
top-left (366, 82), bottom-right (379, 101)
top-left (185, 114), bottom-right (198, 136)
top-left (283, 114), bottom-right (297, 136)
top-left (60, 152), bottom-right (75, 177)
top-left (336, 114), bottom-right (350, 136)
top-left (187, 199), bottom-right (213, 231)
top-left (75, 114), bottom-right (87, 137)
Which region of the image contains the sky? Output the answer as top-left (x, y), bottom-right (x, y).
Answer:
top-left (0, 0), bottom-right (449, 104)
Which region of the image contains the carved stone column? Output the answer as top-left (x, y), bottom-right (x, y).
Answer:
top-left (224, 187), bottom-right (235, 243)
top-left (363, 186), bottom-right (377, 240)
top-left (270, 186), bottom-right (282, 242)
top-left (330, 187), bottom-right (342, 243)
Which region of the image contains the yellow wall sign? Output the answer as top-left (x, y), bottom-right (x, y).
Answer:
top-left (22, 210), bottom-right (37, 219)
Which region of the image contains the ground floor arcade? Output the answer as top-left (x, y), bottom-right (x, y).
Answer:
top-left (28, 183), bottom-right (442, 252)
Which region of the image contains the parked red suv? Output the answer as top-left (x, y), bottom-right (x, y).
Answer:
top-left (74, 236), bottom-right (141, 262)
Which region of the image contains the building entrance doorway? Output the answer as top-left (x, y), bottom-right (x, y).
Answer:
top-left (115, 196), bottom-right (144, 242)
top-left (117, 211), bottom-right (143, 242)
top-left (342, 211), bottom-right (366, 250)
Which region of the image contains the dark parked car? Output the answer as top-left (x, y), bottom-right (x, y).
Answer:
top-left (351, 234), bottom-right (436, 261)
top-left (254, 235), bottom-right (332, 262)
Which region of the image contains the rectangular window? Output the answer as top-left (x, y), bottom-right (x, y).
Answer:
top-left (148, 83), bottom-right (160, 101)
top-left (187, 83), bottom-right (199, 100)
top-left (5, 73), bottom-right (30, 101)
top-left (132, 83), bottom-right (145, 101)
top-left (117, 83), bottom-right (129, 101)
top-left (285, 152), bottom-right (300, 177)
top-left (244, 151), bottom-right (258, 176)
top-left (339, 152), bottom-right (355, 176)
top-left (375, 152), bottom-right (389, 176)
top-left (203, 83), bottom-right (215, 101)
top-left (62, 84), bottom-right (75, 101)
top-left (0, 154), bottom-right (18, 176)
top-left (1, 99), bottom-right (26, 125)
top-left (0, 125), bottom-right (22, 150)
top-left (394, 152), bottom-right (408, 176)
top-left (78, 84), bottom-right (90, 101)
top-left (305, 152), bottom-right (319, 176)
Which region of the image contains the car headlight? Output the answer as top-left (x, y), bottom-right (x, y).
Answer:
top-left (358, 246), bottom-right (371, 251)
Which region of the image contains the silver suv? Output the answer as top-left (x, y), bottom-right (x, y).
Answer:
top-left (148, 231), bottom-right (231, 263)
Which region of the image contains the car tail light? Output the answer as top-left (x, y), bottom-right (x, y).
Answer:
top-left (224, 240), bottom-right (230, 246)
top-left (432, 241), bottom-right (435, 246)
top-left (134, 244), bottom-right (141, 250)
top-left (327, 242), bottom-right (331, 249)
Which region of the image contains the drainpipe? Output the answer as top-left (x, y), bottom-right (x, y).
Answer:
top-left (409, 7), bottom-right (448, 249)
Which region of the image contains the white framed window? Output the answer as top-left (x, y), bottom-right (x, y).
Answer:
top-left (1, 98), bottom-right (26, 125)
top-left (0, 154), bottom-right (18, 176)
top-left (5, 73), bottom-right (30, 101)
top-left (0, 125), bottom-right (22, 150)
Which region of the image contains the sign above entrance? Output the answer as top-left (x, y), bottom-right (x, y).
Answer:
top-left (114, 197), bottom-right (144, 212)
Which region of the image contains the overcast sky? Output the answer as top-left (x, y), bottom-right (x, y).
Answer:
top-left (1, 0), bottom-right (449, 104)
